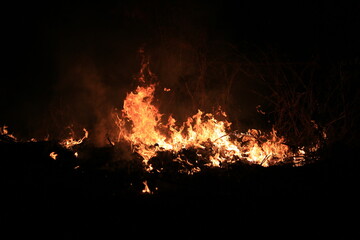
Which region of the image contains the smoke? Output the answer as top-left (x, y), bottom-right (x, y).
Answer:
top-left (1, 1), bottom-right (272, 143)
top-left (49, 56), bottom-right (110, 146)
top-left (46, 0), bottom-right (270, 146)
top-left (45, 0), bottom-right (224, 145)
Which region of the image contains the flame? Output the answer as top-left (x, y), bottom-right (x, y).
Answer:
top-left (0, 125), bottom-right (9, 135)
top-left (115, 72), bottom-right (299, 170)
top-left (117, 84), bottom-right (173, 163)
top-left (1, 56), bottom-right (319, 173)
top-left (50, 151), bottom-right (58, 160)
top-left (60, 128), bottom-right (89, 149)
top-left (142, 180), bottom-right (152, 194)
top-left (0, 125), bottom-right (17, 141)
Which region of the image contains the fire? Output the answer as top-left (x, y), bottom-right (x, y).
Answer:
top-left (1, 55), bottom-right (319, 176)
top-left (116, 84), bottom-right (172, 162)
top-left (240, 129), bottom-right (290, 167)
top-left (0, 125), bottom-right (17, 142)
top-left (115, 62), bottom-right (301, 170)
top-left (50, 151), bottom-right (58, 160)
top-left (142, 180), bottom-right (152, 194)
top-left (60, 128), bottom-right (89, 149)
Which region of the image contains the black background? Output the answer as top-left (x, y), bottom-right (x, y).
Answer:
top-left (1, 1), bottom-right (359, 239)
top-left (1, 0), bottom-right (359, 138)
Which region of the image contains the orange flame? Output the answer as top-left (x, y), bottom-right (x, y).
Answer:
top-left (142, 180), bottom-right (152, 194)
top-left (0, 125), bottom-right (17, 141)
top-left (60, 128), bottom-right (89, 149)
top-left (115, 72), bottom-right (297, 170)
top-left (49, 151), bottom-right (58, 160)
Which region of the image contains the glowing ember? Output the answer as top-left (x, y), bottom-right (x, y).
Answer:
top-left (0, 125), bottom-right (17, 141)
top-left (60, 128), bottom-right (89, 149)
top-left (0, 125), bottom-right (9, 135)
top-left (50, 151), bottom-right (58, 160)
top-left (142, 180), bottom-right (152, 194)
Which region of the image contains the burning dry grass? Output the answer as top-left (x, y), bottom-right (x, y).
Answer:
top-left (112, 59), bottom-right (311, 170)
top-left (2, 49), bottom-right (357, 180)
top-left (0, 61), bottom-right (321, 176)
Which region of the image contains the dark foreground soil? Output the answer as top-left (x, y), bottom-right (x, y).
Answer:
top-left (1, 141), bottom-right (358, 239)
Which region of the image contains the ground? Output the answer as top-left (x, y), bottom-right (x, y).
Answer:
top-left (1, 141), bottom-right (358, 239)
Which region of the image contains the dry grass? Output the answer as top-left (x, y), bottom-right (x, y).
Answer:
top-left (182, 43), bottom-right (359, 158)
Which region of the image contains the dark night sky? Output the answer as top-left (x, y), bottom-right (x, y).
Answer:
top-left (1, 0), bottom-right (359, 141)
